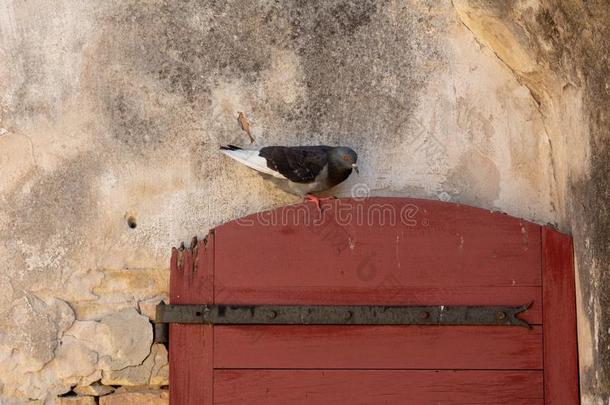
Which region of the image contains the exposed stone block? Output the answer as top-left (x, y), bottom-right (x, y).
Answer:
top-left (57, 396), bottom-right (97, 405)
top-left (99, 387), bottom-right (169, 405)
top-left (73, 383), bottom-right (115, 396)
top-left (101, 343), bottom-right (168, 386)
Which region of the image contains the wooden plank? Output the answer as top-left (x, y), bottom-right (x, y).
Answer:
top-left (170, 236), bottom-right (214, 304)
top-left (214, 325), bottom-right (542, 370)
top-left (169, 235), bottom-right (215, 405)
top-left (214, 199), bottom-right (542, 307)
top-left (542, 228), bottom-right (579, 404)
top-left (170, 324), bottom-right (213, 405)
top-left (214, 370), bottom-right (544, 405)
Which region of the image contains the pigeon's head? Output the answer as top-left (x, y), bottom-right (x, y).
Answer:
top-left (330, 146), bottom-right (359, 174)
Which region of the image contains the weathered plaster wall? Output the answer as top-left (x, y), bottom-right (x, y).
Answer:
top-left (452, 1), bottom-right (609, 403)
top-left (0, 0), bottom-right (607, 403)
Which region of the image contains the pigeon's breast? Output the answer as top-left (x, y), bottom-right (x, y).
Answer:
top-left (285, 165), bottom-right (330, 195)
top-left (327, 164), bottom-right (353, 188)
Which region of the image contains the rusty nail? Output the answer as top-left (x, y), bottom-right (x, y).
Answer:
top-left (267, 310), bottom-right (277, 320)
top-left (344, 310), bottom-right (353, 321)
top-left (496, 311), bottom-right (506, 320)
top-left (419, 311), bottom-right (429, 320)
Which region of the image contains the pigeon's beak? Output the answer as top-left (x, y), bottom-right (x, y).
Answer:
top-left (352, 163), bottom-right (359, 174)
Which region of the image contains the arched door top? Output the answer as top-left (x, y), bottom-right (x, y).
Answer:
top-left (168, 197), bottom-right (578, 405)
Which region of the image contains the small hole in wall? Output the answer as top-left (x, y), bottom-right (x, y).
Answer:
top-left (127, 216), bottom-right (137, 229)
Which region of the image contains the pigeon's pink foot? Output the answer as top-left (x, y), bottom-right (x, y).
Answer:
top-left (304, 194), bottom-right (336, 212)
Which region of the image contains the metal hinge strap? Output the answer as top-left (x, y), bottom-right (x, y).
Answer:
top-left (155, 303), bottom-right (531, 329)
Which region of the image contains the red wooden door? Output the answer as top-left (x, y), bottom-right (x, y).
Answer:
top-left (169, 198), bottom-right (578, 404)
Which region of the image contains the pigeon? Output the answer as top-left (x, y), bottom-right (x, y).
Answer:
top-left (220, 144), bottom-right (358, 208)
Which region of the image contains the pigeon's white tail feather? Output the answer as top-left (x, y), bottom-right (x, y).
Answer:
top-left (221, 148), bottom-right (286, 179)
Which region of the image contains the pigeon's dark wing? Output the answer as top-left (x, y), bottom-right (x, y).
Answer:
top-left (259, 146), bottom-right (332, 183)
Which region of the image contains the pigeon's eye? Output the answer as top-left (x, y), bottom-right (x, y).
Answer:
top-left (342, 155), bottom-right (350, 161)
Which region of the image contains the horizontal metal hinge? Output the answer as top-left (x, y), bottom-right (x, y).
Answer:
top-left (155, 302), bottom-right (531, 333)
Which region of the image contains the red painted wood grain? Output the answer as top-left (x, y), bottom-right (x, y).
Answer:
top-left (214, 199), bottom-right (541, 302)
top-left (214, 325), bottom-right (543, 370)
top-left (169, 234), bottom-right (215, 405)
top-left (170, 324), bottom-right (213, 405)
top-left (213, 370), bottom-right (544, 405)
top-left (542, 228), bottom-right (579, 404)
